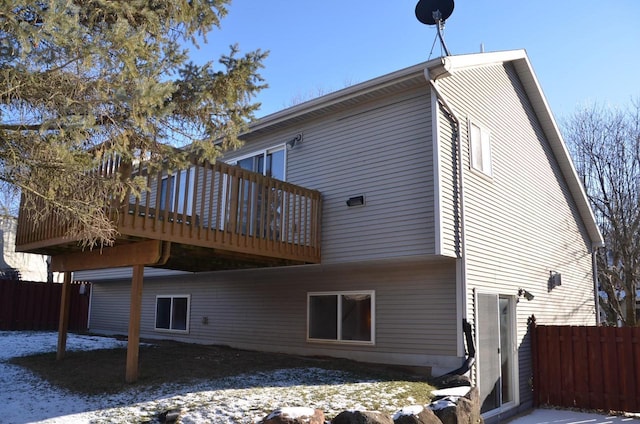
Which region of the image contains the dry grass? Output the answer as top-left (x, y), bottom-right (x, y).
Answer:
top-left (9, 338), bottom-right (433, 397)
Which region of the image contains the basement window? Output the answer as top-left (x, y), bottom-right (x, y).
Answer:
top-left (307, 291), bottom-right (375, 344)
top-left (155, 295), bottom-right (190, 332)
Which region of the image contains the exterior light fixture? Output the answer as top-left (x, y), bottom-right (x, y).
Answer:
top-left (286, 133), bottom-right (303, 150)
top-left (346, 195), bottom-right (365, 207)
top-left (548, 271), bottom-right (562, 290)
top-left (517, 288), bottom-right (534, 302)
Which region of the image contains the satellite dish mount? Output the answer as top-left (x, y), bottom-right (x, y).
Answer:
top-left (415, 0), bottom-right (455, 56)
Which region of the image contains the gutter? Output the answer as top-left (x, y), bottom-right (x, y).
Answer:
top-left (426, 69), bottom-right (469, 359)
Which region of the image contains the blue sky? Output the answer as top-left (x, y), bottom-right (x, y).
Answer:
top-left (190, 0), bottom-right (640, 121)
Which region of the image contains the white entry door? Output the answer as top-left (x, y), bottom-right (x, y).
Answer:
top-left (477, 293), bottom-right (517, 414)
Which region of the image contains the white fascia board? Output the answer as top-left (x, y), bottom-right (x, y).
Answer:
top-left (428, 49), bottom-right (527, 80)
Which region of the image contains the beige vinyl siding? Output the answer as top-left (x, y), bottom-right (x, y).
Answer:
top-left (89, 257), bottom-right (459, 371)
top-left (225, 88), bottom-right (436, 263)
top-left (436, 63), bottom-right (595, 406)
top-left (89, 282), bottom-right (131, 333)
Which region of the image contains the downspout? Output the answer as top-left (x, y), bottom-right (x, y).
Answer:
top-left (592, 243), bottom-right (601, 325)
top-left (426, 70), bottom-right (470, 360)
top-left (87, 277), bottom-right (93, 331)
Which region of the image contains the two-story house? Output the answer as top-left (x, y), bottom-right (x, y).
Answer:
top-left (16, 49), bottom-right (603, 422)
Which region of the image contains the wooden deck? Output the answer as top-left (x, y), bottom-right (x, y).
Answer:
top-left (16, 160), bottom-right (322, 272)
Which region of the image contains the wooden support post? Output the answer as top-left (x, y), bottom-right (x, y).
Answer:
top-left (56, 271), bottom-right (72, 360)
top-left (125, 264), bottom-right (144, 383)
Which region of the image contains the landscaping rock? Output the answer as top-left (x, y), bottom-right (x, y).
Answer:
top-left (431, 387), bottom-right (483, 424)
top-left (392, 405), bottom-right (441, 424)
top-left (260, 407), bottom-right (325, 424)
top-left (258, 386), bottom-right (482, 424)
top-left (332, 410), bottom-right (394, 424)
top-left (158, 409), bottom-right (181, 423)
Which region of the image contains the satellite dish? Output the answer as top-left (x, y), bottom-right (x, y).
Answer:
top-left (415, 0), bottom-right (454, 56)
top-left (415, 0), bottom-right (454, 25)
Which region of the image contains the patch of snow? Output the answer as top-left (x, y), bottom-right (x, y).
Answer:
top-left (0, 331), bottom-right (424, 423)
top-left (0, 330), bottom-right (127, 361)
top-left (392, 405), bottom-right (424, 420)
top-left (428, 398), bottom-right (457, 411)
top-left (431, 386), bottom-right (471, 397)
top-left (266, 407), bottom-right (316, 419)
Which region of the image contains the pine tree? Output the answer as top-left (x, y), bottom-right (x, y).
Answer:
top-left (0, 0), bottom-right (267, 247)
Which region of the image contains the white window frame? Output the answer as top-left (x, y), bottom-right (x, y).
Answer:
top-left (154, 294), bottom-right (191, 333)
top-left (469, 120), bottom-right (492, 177)
top-left (227, 144), bottom-right (287, 180)
top-left (307, 290), bottom-right (375, 345)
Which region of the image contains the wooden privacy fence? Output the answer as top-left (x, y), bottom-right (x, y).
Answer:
top-left (0, 279), bottom-right (90, 331)
top-left (532, 320), bottom-right (640, 412)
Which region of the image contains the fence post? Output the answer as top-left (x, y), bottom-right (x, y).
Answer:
top-left (530, 315), bottom-right (538, 407)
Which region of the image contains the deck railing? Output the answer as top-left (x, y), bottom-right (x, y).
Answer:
top-left (16, 160), bottom-right (322, 265)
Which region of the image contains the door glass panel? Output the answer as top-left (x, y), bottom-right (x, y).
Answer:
top-left (478, 293), bottom-right (515, 414)
top-left (237, 155), bottom-right (258, 171)
top-left (179, 169), bottom-right (194, 215)
top-left (237, 155), bottom-right (260, 235)
top-left (499, 296), bottom-right (513, 404)
top-left (478, 293), bottom-right (501, 413)
top-left (268, 149), bottom-right (285, 180)
top-left (160, 176), bottom-right (175, 211)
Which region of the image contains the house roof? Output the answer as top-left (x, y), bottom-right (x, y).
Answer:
top-left (250, 49), bottom-right (604, 248)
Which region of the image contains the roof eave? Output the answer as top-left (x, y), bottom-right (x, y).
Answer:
top-left (248, 58), bottom-right (443, 133)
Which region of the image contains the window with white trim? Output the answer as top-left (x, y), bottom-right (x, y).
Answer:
top-left (155, 295), bottom-right (190, 332)
top-left (233, 146), bottom-right (286, 180)
top-left (469, 121), bottom-right (492, 176)
top-left (307, 291), bottom-right (375, 344)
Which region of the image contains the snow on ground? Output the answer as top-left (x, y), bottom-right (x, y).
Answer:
top-left (507, 408), bottom-right (640, 424)
top-left (4, 332), bottom-right (639, 424)
top-left (0, 331), bottom-right (414, 423)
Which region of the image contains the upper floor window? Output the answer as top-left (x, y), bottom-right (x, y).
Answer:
top-left (469, 121), bottom-right (492, 177)
top-left (233, 146), bottom-right (286, 181)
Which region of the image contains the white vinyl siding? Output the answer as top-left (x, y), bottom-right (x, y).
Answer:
top-left (436, 63), bottom-right (595, 408)
top-left (89, 258), bottom-right (459, 372)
